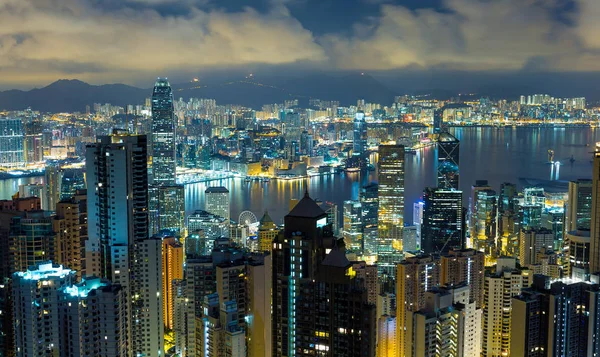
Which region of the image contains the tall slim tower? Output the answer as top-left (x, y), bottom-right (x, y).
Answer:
top-left (567, 179), bottom-right (592, 232)
top-left (421, 187), bottom-right (464, 254)
top-left (437, 131), bottom-right (460, 190)
top-left (85, 131), bottom-right (164, 356)
top-left (377, 145), bottom-right (405, 280)
top-left (151, 78), bottom-right (176, 185)
top-left (591, 143), bottom-right (600, 273)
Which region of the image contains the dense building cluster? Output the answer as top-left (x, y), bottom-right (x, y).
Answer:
top-left (1, 79), bottom-right (600, 357)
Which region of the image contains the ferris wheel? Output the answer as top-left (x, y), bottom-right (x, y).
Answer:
top-left (239, 211), bottom-right (258, 227)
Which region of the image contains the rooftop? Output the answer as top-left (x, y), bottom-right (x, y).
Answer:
top-left (287, 192), bottom-right (325, 219)
top-left (205, 186), bottom-right (229, 194)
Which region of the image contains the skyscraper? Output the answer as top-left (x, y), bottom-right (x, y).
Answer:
top-left (421, 187), bottom-right (464, 254)
top-left (351, 110), bottom-right (368, 169)
top-left (437, 131), bottom-right (460, 190)
top-left (163, 237), bottom-right (184, 330)
top-left (567, 179), bottom-right (592, 232)
top-left (205, 186), bottom-right (230, 222)
top-left (591, 142), bottom-right (600, 273)
top-left (151, 78), bottom-right (176, 185)
top-left (440, 248), bottom-right (485, 308)
top-left (377, 145), bottom-right (405, 278)
top-left (258, 211), bottom-right (278, 252)
top-left (52, 191), bottom-right (87, 279)
top-left (0, 117), bottom-right (24, 168)
top-left (473, 188), bottom-right (498, 255)
top-left (342, 200), bottom-right (363, 252)
top-left (85, 131), bottom-right (164, 356)
top-left (361, 183), bottom-right (379, 255)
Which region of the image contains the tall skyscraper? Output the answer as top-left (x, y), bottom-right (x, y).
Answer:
top-left (473, 188), bottom-right (498, 255)
top-left (151, 78), bottom-right (176, 185)
top-left (567, 179), bottom-right (592, 232)
top-left (351, 110), bottom-right (368, 169)
top-left (591, 142), bottom-right (600, 273)
top-left (342, 200), bottom-right (363, 252)
top-left (377, 145), bottom-right (405, 278)
top-left (437, 131), bottom-right (460, 190)
top-left (0, 117), bottom-right (24, 168)
top-left (205, 186), bottom-right (230, 222)
top-left (85, 131), bottom-right (164, 356)
top-left (421, 187), bottom-right (464, 254)
top-left (361, 183), bottom-right (379, 255)
top-left (52, 191), bottom-right (87, 279)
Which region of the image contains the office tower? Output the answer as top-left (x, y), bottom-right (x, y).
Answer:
top-left (421, 187), bottom-right (464, 254)
top-left (469, 180), bottom-right (492, 235)
top-left (342, 200), bottom-right (363, 252)
top-left (9, 210), bottom-right (54, 274)
top-left (499, 183), bottom-right (518, 241)
top-left (44, 163), bottom-right (62, 211)
top-left (413, 200), bottom-right (424, 245)
top-left (163, 237), bottom-right (184, 330)
top-left (272, 193), bottom-right (336, 357)
top-left (437, 131), bottom-right (460, 190)
top-left (0, 117), bottom-right (24, 168)
top-left (352, 110), bottom-right (367, 169)
top-left (519, 228), bottom-right (554, 266)
top-left (473, 188), bottom-right (498, 255)
top-left (402, 226), bottom-right (419, 252)
top-left (377, 145), bottom-right (405, 277)
top-left (591, 144), bottom-right (600, 273)
top-left (85, 131), bottom-right (164, 356)
top-left (440, 248), bottom-right (485, 308)
top-left (205, 186), bottom-right (230, 222)
top-left (12, 263), bottom-right (127, 357)
top-left (60, 168), bottom-right (86, 200)
top-left (151, 78), bottom-right (176, 185)
top-left (511, 275), bottom-right (600, 357)
top-left (396, 255), bottom-right (440, 356)
top-left (258, 211), bottom-right (278, 252)
top-left (361, 183), bottom-right (379, 255)
top-left (518, 203), bottom-right (543, 230)
top-left (433, 108), bottom-right (443, 133)
top-left (312, 244), bottom-right (377, 357)
top-left (499, 182), bottom-right (517, 213)
top-left (567, 179), bottom-right (592, 232)
top-left (52, 191), bottom-right (87, 279)
top-left (482, 258), bottom-right (532, 357)
top-left (405, 285), bottom-right (481, 357)
top-left (150, 184), bottom-right (185, 236)
top-left (565, 230), bottom-right (590, 279)
top-left (186, 210), bottom-right (230, 254)
top-left (199, 295), bottom-right (246, 357)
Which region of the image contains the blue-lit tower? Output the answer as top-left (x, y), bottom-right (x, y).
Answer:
top-left (437, 131), bottom-right (460, 190)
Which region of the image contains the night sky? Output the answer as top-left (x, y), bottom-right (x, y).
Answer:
top-left (0, 0), bottom-right (596, 91)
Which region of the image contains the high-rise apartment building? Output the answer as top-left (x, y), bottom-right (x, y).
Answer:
top-left (85, 131), bottom-right (164, 356)
top-left (482, 258), bottom-right (532, 357)
top-left (0, 118), bottom-right (24, 168)
top-left (519, 228), bottom-right (554, 267)
top-left (163, 237), bottom-right (184, 330)
top-left (199, 295), bottom-right (246, 357)
top-left (361, 183), bottom-right (379, 255)
top-left (52, 191), bottom-right (87, 279)
top-left (186, 210), bottom-right (230, 255)
top-left (511, 275), bottom-right (600, 357)
top-left (421, 187), bottom-right (464, 254)
top-left (396, 255), bottom-right (440, 356)
top-left (9, 210), bottom-right (54, 274)
top-left (377, 145), bottom-right (405, 278)
top-left (440, 248), bottom-right (485, 308)
top-left (12, 263), bottom-right (127, 357)
top-left (405, 285), bottom-right (481, 357)
top-left (437, 131), bottom-right (460, 190)
top-left (205, 186), bottom-right (230, 222)
top-left (342, 200), bottom-right (363, 252)
top-left (151, 78), bottom-right (176, 185)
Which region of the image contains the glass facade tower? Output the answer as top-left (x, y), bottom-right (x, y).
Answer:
top-left (151, 78), bottom-right (176, 185)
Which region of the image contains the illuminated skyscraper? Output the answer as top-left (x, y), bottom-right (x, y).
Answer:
top-left (440, 249), bottom-right (485, 308)
top-left (342, 200), bottom-right (363, 252)
top-left (361, 183), bottom-right (379, 255)
top-left (437, 131), bottom-right (460, 190)
top-left (163, 237), bottom-right (184, 330)
top-left (205, 186), bottom-right (230, 222)
top-left (473, 188), bottom-right (498, 255)
top-left (258, 211), bottom-right (278, 252)
top-left (377, 145), bottom-right (405, 278)
top-left (352, 110), bottom-right (368, 167)
top-left (433, 109), bottom-right (443, 134)
top-left (421, 187), bottom-right (464, 254)
top-left (592, 144), bottom-right (600, 273)
top-left (52, 191), bottom-right (87, 280)
top-left (0, 117), bottom-right (24, 168)
top-left (567, 179), bottom-right (592, 232)
top-left (85, 131), bottom-right (164, 356)
top-left (151, 78), bottom-right (176, 185)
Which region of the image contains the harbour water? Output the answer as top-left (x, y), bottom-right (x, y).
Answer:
top-left (1, 127), bottom-right (598, 226)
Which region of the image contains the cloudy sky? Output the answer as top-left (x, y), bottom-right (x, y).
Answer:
top-left (0, 0), bottom-right (598, 89)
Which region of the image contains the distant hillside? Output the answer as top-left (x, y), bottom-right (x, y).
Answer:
top-left (0, 74), bottom-right (398, 112)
